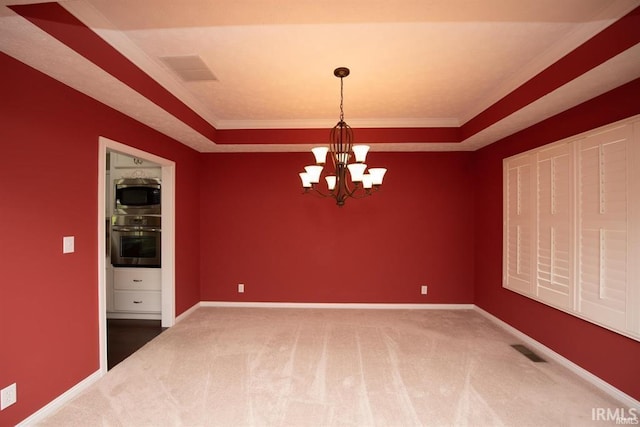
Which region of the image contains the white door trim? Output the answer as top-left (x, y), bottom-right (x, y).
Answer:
top-left (97, 136), bottom-right (176, 373)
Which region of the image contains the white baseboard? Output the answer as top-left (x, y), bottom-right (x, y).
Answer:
top-left (200, 301), bottom-right (475, 310)
top-left (474, 306), bottom-right (640, 409)
top-left (17, 369), bottom-right (103, 427)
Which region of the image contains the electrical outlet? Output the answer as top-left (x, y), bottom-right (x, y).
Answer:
top-left (238, 283), bottom-right (244, 293)
top-left (421, 285), bottom-right (428, 295)
top-left (1, 383), bottom-right (17, 410)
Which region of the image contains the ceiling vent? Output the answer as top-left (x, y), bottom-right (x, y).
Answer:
top-left (159, 55), bottom-right (218, 82)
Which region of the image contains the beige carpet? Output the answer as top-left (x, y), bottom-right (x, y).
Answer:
top-left (38, 308), bottom-right (625, 426)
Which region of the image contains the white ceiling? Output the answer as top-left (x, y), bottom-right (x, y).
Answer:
top-left (1, 0), bottom-right (639, 152)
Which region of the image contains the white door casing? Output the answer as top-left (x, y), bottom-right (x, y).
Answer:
top-left (97, 136), bottom-right (176, 373)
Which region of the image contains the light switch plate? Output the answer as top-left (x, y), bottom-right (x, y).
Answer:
top-left (1, 383), bottom-right (17, 410)
top-left (63, 236), bottom-right (75, 254)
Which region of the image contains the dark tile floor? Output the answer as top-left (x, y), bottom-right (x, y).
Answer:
top-left (107, 319), bottom-right (165, 370)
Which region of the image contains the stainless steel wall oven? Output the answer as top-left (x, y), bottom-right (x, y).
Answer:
top-left (111, 215), bottom-right (161, 268)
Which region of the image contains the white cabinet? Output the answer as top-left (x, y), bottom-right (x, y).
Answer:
top-left (109, 152), bottom-right (161, 181)
top-left (106, 263), bottom-right (114, 312)
top-left (108, 267), bottom-right (161, 319)
top-left (114, 268), bottom-right (161, 291)
top-left (503, 116), bottom-right (640, 341)
top-left (114, 291), bottom-right (162, 313)
top-left (112, 153), bottom-right (156, 168)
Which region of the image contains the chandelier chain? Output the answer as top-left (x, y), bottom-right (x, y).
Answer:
top-left (339, 77), bottom-right (344, 122)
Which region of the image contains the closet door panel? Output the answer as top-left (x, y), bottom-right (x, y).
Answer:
top-left (504, 155), bottom-right (534, 295)
top-left (536, 144), bottom-right (573, 309)
top-left (577, 125), bottom-right (631, 331)
top-left (502, 117), bottom-right (640, 341)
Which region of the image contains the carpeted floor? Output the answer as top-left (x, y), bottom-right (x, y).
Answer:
top-left (39, 308), bottom-right (626, 426)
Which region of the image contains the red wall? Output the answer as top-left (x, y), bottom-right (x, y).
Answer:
top-left (199, 151), bottom-right (475, 303)
top-left (0, 53), bottom-right (201, 425)
top-left (473, 78), bottom-right (640, 401)
top-left (2, 45), bottom-right (639, 425)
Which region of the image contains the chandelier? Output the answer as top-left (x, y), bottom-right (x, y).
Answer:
top-left (298, 67), bottom-right (387, 207)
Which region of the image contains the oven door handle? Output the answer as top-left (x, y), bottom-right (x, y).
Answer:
top-left (112, 227), bottom-right (161, 232)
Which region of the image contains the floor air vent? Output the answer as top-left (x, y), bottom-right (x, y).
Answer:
top-left (511, 344), bottom-right (546, 362)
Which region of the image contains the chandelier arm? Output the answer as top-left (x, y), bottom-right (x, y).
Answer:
top-left (346, 188), bottom-right (375, 199)
top-left (343, 182), bottom-right (359, 198)
top-left (303, 182), bottom-right (379, 201)
top-left (303, 186), bottom-right (331, 198)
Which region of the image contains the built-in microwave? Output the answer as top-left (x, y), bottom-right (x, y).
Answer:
top-left (114, 178), bottom-right (161, 215)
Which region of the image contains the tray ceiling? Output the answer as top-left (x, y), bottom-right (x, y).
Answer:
top-left (1, 0), bottom-right (639, 152)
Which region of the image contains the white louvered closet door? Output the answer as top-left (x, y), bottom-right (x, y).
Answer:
top-left (536, 144), bottom-right (573, 310)
top-left (503, 116), bottom-right (640, 340)
top-left (577, 125), bottom-right (632, 331)
top-left (504, 155), bottom-right (534, 295)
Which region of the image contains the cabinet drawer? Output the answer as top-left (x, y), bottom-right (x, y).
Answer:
top-left (114, 268), bottom-right (161, 291)
top-left (114, 290), bottom-right (161, 312)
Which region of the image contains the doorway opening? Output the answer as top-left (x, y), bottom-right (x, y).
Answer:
top-left (107, 319), bottom-right (165, 369)
top-left (98, 136), bottom-right (176, 373)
